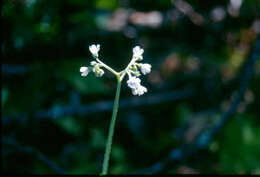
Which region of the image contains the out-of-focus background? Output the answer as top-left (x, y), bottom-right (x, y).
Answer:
top-left (2, 0), bottom-right (260, 174)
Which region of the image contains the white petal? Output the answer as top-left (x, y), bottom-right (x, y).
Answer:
top-left (136, 85), bottom-right (147, 96)
top-left (80, 67), bottom-right (89, 77)
top-left (89, 44), bottom-right (100, 56)
top-left (80, 66), bottom-right (88, 72)
top-left (133, 46), bottom-right (144, 59)
top-left (140, 63), bottom-right (151, 75)
top-left (127, 76), bottom-right (141, 89)
top-left (132, 89), bottom-right (138, 95)
top-left (81, 72), bottom-right (88, 76)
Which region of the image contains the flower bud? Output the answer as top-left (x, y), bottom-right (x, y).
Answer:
top-left (133, 46), bottom-right (144, 61)
top-left (127, 76), bottom-right (141, 89)
top-left (139, 63), bottom-right (151, 75)
top-left (89, 44), bottom-right (100, 57)
top-left (80, 66), bottom-right (89, 77)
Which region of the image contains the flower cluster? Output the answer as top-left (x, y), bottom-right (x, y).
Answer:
top-left (91, 61), bottom-right (105, 77)
top-left (127, 77), bottom-right (147, 96)
top-left (80, 44), bottom-right (104, 77)
top-left (125, 46), bottom-right (151, 96)
top-left (80, 44), bottom-right (151, 96)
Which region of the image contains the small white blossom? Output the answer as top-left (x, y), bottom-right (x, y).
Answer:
top-left (133, 46), bottom-right (144, 60)
top-left (89, 44), bottom-right (100, 57)
top-left (140, 63), bottom-right (151, 75)
top-left (132, 85), bottom-right (147, 96)
top-left (80, 66), bottom-right (89, 77)
top-left (127, 76), bottom-right (141, 89)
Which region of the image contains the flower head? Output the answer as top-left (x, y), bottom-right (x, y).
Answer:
top-left (80, 43), bottom-right (151, 96)
top-left (133, 46), bottom-right (144, 60)
top-left (127, 76), bottom-right (141, 89)
top-left (125, 46), bottom-right (151, 96)
top-left (132, 85), bottom-right (147, 96)
top-left (139, 63), bottom-right (151, 75)
top-left (80, 66), bottom-right (89, 77)
top-left (89, 44), bottom-right (100, 57)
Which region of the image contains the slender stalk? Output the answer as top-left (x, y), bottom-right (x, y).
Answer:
top-left (96, 58), bottom-right (119, 76)
top-left (101, 76), bottom-right (121, 175)
top-left (120, 57), bottom-right (137, 81)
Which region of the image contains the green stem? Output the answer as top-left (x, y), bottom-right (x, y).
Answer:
top-left (120, 57), bottom-right (137, 81)
top-left (95, 58), bottom-right (119, 76)
top-left (101, 76), bottom-right (121, 175)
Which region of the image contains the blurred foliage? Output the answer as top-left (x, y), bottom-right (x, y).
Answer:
top-left (2, 0), bottom-right (260, 175)
top-left (218, 114), bottom-right (260, 173)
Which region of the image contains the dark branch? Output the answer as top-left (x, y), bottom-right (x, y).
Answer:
top-left (2, 89), bottom-right (195, 125)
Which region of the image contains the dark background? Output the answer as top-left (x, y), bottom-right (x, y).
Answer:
top-left (2, 0), bottom-right (260, 174)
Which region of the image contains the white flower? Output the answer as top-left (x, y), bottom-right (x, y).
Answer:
top-left (140, 63), bottom-right (151, 75)
top-left (89, 44), bottom-right (100, 57)
top-left (80, 66), bottom-right (89, 77)
top-left (132, 85), bottom-right (147, 96)
top-left (133, 46), bottom-right (144, 60)
top-left (127, 76), bottom-right (141, 89)
top-left (127, 75), bottom-right (148, 96)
